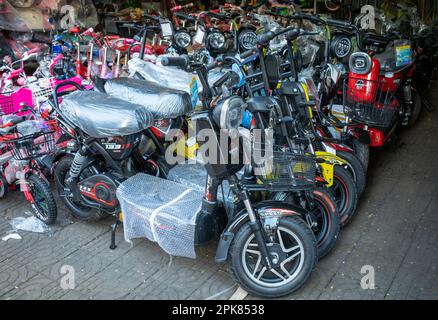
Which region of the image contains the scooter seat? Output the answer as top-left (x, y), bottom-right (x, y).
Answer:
top-left (60, 91), bottom-right (154, 138)
top-left (104, 78), bottom-right (192, 119)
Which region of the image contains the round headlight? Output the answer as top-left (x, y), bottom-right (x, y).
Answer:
top-left (238, 30), bottom-right (257, 51)
top-left (349, 52), bottom-right (372, 74)
top-left (212, 96), bottom-right (245, 130)
top-left (207, 32), bottom-right (226, 50)
top-left (174, 31), bottom-right (191, 49)
top-left (330, 36), bottom-right (352, 59)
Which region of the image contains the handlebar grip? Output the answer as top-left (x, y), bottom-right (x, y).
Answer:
top-left (161, 55), bottom-right (190, 68)
top-left (174, 12), bottom-right (196, 22)
top-left (326, 18), bottom-right (353, 29)
top-left (286, 29), bottom-right (300, 41)
top-left (240, 49), bottom-right (257, 59)
top-left (142, 13), bottom-right (159, 21)
top-left (257, 31), bottom-right (274, 45)
top-left (206, 61), bottom-right (219, 71)
top-left (53, 81), bottom-right (84, 97)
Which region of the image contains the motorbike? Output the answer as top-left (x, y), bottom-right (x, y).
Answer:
top-left (117, 52), bottom-right (319, 298)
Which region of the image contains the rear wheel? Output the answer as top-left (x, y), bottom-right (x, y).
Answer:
top-left (55, 155), bottom-right (108, 221)
top-left (228, 216), bottom-right (316, 298)
top-left (27, 174), bottom-right (57, 225)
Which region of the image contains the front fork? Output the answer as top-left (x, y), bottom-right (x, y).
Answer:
top-left (227, 175), bottom-right (273, 270)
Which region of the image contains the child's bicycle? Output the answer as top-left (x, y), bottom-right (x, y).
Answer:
top-left (0, 107), bottom-right (58, 225)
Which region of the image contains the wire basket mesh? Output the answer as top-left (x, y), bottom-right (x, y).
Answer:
top-left (6, 131), bottom-right (55, 161)
top-left (251, 141), bottom-right (316, 191)
top-left (0, 87), bottom-right (34, 115)
top-left (30, 77), bottom-right (57, 103)
top-left (343, 79), bottom-right (399, 127)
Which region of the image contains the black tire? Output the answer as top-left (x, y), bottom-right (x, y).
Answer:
top-left (310, 188), bottom-right (341, 259)
top-left (54, 155), bottom-right (108, 221)
top-left (27, 175), bottom-right (57, 225)
top-left (336, 150), bottom-right (366, 196)
top-left (407, 89), bottom-right (422, 128)
top-left (330, 166), bottom-right (358, 227)
top-left (0, 176), bottom-right (8, 199)
top-left (351, 139), bottom-right (369, 171)
top-left (275, 188), bottom-right (340, 260)
top-left (228, 215), bottom-right (317, 298)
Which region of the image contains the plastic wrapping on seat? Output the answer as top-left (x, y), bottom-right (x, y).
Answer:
top-left (117, 173), bottom-right (203, 258)
top-left (104, 78), bottom-right (192, 119)
top-left (128, 57), bottom-right (199, 107)
top-left (60, 91), bottom-right (154, 138)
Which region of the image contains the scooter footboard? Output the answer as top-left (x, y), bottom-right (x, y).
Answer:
top-left (116, 173), bottom-right (203, 258)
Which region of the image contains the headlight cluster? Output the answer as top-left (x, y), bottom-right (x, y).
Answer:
top-left (238, 30), bottom-right (257, 51)
top-left (174, 31), bottom-right (191, 49)
top-left (212, 96), bottom-right (246, 130)
top-left (331, 36), bottom-right (352, 59)
top-left (207, 32), bottom-right (226, 50)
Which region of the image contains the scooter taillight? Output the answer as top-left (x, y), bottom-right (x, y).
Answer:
top-left (367, 128), bottom-right (386, 147)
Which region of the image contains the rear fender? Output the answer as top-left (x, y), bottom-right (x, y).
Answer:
top-left (215, 201), bottom-right (308, 263)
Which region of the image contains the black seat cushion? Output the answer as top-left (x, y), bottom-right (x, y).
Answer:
top-left (61, 91), bottom-right (154, 138)
top-left (104, 78), bottom-right (192, 119)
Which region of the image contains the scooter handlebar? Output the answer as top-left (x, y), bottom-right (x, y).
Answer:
top-left (161, 55), bottom-right (190, 68)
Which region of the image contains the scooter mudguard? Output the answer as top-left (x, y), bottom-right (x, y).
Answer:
top-left (215, 201), bottom-right (309, 263)
top-left (315, 151), bottom-right (347, 187)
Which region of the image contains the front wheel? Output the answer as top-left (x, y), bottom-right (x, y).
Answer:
top-left (407, 89), bottom-right (422, 128)
top-left (27, 174), bottom-right (57, 225)
top-left (351, 139), bottom-right (370, 171)
top-left (336, 150), bottom-right (366, 196)
top-left (330, 166), bottom-right (358, 227)
top-left (228, 216), bottom-right (317, 298)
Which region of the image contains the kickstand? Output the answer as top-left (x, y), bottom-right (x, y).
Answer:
top-left (110, 215), bottom-right (120, 250)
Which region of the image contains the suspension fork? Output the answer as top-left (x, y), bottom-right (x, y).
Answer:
top-left (65, 147), bottom-right (89, 201)
top-left (228, 175), bottom-right (273, 270)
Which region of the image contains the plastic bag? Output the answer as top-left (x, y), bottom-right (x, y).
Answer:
top-left (128, 57), bottom-right (199, 107)
top-left (104, 78), bottom-right (192, 119)
top-left (117, 173), bottom-right (203, 258)
top-left (60, 91), bottom-right (154, 138)
top-left (10, 216), bottom-right (50, 233)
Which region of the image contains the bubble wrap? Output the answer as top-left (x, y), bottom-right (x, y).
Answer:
top-left (116, 173), bottom-right (202, 259)
top-left (167, 164), bottom-right (234, 207)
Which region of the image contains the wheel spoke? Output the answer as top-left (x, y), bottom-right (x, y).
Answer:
top-left (246, 249), bottom-right (261, 255)
top-left (277, 229), bottom-right (300, 253)
top-left (251, 255), bottom-right (262, 277)
top-left (256, 266), bottom-right (267, 280)
top-left (279, 250), bottom-right (302, 277)
top-left (271, 268), bottom-right (287, 281)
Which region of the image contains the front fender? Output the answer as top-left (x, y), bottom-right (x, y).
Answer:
top-left (214, 201), bottom-right (308, 263)
top-left (315, 151), bottom-right (347, 187)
